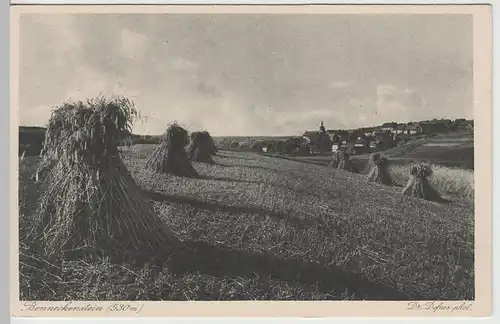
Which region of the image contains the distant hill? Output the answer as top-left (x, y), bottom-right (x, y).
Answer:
top-left (19, 126), bottom-right (46, 156)
top-left (19, 126), bottom-right (46, 133)
top-left (18, 125), bottom-right (162, 155)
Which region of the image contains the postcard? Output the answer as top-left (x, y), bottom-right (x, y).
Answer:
top-left (10, 3), bottom-right (493, 318)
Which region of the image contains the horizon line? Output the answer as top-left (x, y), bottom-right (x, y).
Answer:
top-left (19, 116), bottom-right (474, 138)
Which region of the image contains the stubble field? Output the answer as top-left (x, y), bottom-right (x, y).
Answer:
top-left (18, 144), bottom-right (474, 301)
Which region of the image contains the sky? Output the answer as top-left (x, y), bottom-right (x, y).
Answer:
top-left (19, 14), bottom-right (473, 136)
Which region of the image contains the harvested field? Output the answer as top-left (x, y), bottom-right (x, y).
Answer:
top-left (19, 145), bottom-right (474, 301)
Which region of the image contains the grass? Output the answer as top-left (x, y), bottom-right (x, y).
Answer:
top-left (19, 145), bottom-right (474, 301)
top-left (388, 164), bottom-right (474, 200)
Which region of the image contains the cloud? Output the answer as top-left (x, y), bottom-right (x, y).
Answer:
top-left (170, 57), bottom-right (199, 72)
top-left (130, 90), bottom-right (278, 136)
top-left (348, 97), bottom-right (367, 109)
top-left (120, 28), bottom-right (150, 59)
top-left (376, 84), bottom-right (433, 122)
top-left (18, 14), bottom-right (473, 136)
top-left (195, 80), bottom-right (222, 97)
top-left (328, 81), bottom-right (354, 89)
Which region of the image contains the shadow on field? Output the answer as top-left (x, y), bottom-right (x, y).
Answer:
top-left (197, 175), bottom-right (329, 203)
top-left (215, 153), bottom-right (257, 161)
top-left (200, 175), bottom-right (267, 186)
top-left (140, 191), bottom-right (414, 299)
top-left (133, 238), bottom-right (410, 300)
top-left (214, 162), bottom-right (279, 173)
top-left (258, 153), bottom-right (329, 167)
top-left (199, 175), bottom-right (294, 190)
top-left (144, 190), bottom-right (323, 230)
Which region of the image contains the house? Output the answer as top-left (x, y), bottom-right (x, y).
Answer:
top-left (369, 140), bottom-right (384, 151)
top-left (326, 129), bottom-right (340, 142)
top-left (373, 129), bottom-right (392, 136)
top-left (303, 121), bottom-right (332, 144)
top-left (354, 139), bottom-right (368, 147)
top-left (360, 127), bottom-right (377, 137)
top-left (259, 142), bottom-right (273, 152)
top-left (347, 130), bottom-right (367, 142)
top-left (391, 124), bottom-right (407, 135)
top-left (302, 131), bottom-right (323, 146)
top-left (369, 138), bottom-right (394, 152)
top-left (334, 130), bottom-right (349, 142)
top-left (303, 131), bottom-right (320, 143)
top-left (317, 128), bottom-right (347, 143)
top-left (354, 136), bottom-right (370, 153)
top-left (381, 122), bottom-right (398, 132)
top-left (405, 123), bottom-right (423, 135)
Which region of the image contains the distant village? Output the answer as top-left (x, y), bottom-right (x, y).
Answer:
top-left (18, 117), bottom-right (474, 158)
top-left (303, 118), bottom-right (473, 155)
top-left (221, 117), bottom-right (474, 156)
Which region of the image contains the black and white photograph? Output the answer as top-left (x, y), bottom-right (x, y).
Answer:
top-left (11, 4), bottom-right (493, 316)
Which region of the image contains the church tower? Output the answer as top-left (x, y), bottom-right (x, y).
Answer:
top-left (319, 121), bottom-right (326, 134)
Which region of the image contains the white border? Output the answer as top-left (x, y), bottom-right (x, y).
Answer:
top-left (7, 0), bottom-right (500, 4)
top-left (4, 1), bottom-right (498, 324)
